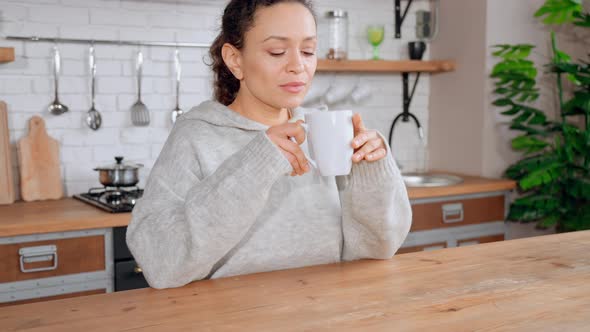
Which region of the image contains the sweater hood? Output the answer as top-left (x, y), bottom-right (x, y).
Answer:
top-left (179, 100), bottom-right (310, 130)
top-left (179, 100), bottom-right (312, 131)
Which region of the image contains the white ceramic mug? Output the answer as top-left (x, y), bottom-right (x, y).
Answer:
top-left (297, 110), bottom-right (354, 176)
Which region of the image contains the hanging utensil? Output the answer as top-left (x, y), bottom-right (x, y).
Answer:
top-left (86, 45), bottom-right (102, 130)
top-left (130, 50), bottom-right (150, 126)
top-left (171, 49), bottom-right (183, 124)
top-left (48, 46), bottom-right (69, 115)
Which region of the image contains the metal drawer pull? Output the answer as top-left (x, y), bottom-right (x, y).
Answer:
top-left (134, 266), bottom-right (143, 274)
top-left (19, 245), bottom-right (58, 273)
top-left (442, 203), bottom-right (464, 223)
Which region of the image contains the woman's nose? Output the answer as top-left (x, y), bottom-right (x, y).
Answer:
top-left (287, 52), bottom-right (305, 74)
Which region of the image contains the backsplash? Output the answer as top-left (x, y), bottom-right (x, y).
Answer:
top-left (0, 0), bottom-right (431, 197)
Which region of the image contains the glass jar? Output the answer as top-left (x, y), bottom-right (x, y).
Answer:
top-left (325, 10), bottom-right (348, 60)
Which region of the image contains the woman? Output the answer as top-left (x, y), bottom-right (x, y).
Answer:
top-left (127, 0), bottom-right (412, 289)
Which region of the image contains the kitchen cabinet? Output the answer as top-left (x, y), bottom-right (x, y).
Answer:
top-left (0, 228), bottom-right (113, 305)
top-left (398, 191), bottom-right (508, 254)
top-left (113, 226), bottom-right (149, 292)
top-left (411, 194), bottom-right (505, 231)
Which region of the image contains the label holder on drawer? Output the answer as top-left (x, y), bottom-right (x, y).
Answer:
top-left (19, 245), bottom-right (58, 273)
top-left (442, 203), bottom-right (464, 224)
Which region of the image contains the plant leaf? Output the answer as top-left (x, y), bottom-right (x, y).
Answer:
top-left (551, 31), bottom-right (572, 64)
top-left (513, 111), bottom-right (533, 123)
top-left (505, 153), bottom-right (560, 179)
top-left (528, 112), bottom-right (547, 125)
top-left (519, 162), bottom-right (562, 190)
top-left (574, 12), bottom-right (590, 27)
top-left (563, 91), bottom-right (590, 115)
top-left (493, 98), bottom-right (513, 107)
top-left (501, 106), bottom-right (522, 116)
top-left (538, 213), bottom-right (560, 228)
top-left (512, 135), bottom-right (549, 153)
top-left (567, 178), bottom-right (590, 199)
top-left (507, 205), bottom-right (546, 222)
top-left (535, 0), bottom-right (583, 25)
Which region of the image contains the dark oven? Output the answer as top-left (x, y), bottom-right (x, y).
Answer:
top-left (113, 226), bottom-right (149, 291)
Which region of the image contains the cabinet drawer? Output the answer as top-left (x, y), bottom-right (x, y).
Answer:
top-left (0, 235), bottom-right (105, 283)
top-left (411, 195), bottom-right (505, 232)
top-left (0, 289), bottom-right (106, 307)
top-left (457, 234), bottom-right (505, 247)
top-left (397, 242), bottom-right (447, 254)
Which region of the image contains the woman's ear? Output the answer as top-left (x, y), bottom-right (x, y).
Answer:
top-left (221, 43), bottom-right (244, 80)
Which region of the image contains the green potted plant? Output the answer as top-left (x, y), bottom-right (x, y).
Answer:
top-left (490, 0), bottom-right (590, 232)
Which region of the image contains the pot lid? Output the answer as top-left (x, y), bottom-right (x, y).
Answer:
top-left (94, 156), bottom-right (143, 171)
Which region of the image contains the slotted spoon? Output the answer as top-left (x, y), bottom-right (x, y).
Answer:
top-left (131, 50), bottom-right (150, 126)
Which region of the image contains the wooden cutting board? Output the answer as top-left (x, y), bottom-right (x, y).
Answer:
top-left (0, 101), bottom-right (15, 204)
top-left (17, 116), bottom-right (63, 201)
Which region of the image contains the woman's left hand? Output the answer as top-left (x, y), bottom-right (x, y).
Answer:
top-left (351, 113), bottom-right (388, 163)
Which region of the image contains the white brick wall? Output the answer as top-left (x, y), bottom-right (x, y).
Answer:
top-left (0, 0), bottom-right (432, 197)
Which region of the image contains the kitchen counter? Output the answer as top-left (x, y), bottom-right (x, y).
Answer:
top-left (0, 173), bottom-right (516, 237)
top-left (1, 231), bottom-right (588, 331)
top-left (0, 199), bottom-right (129, 237)
top-left (406, 171), bottom-right (516, 200)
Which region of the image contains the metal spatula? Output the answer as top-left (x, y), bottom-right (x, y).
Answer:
top-left (131, 50), bottom-right (150, 126)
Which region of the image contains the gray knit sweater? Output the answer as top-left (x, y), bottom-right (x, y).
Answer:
top-left (126, 100), bottom-right (412, 289)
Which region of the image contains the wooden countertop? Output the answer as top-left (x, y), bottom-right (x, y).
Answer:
top-left (0, 173), bottom-right (516, 238)
top-left (1, 231), bottom-right (588, 331)
top-left (0, 199), bottom-right (130, 237)
top-left (406, 171), bottom-right (516, 200)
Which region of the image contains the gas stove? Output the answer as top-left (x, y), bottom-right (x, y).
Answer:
top-left (73, 186), bottom-right (143, 213)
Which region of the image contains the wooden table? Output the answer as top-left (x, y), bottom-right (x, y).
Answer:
top-left (1, 231), bottom-right (588, 331)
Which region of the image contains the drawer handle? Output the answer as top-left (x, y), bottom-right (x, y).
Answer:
top-left (442, 203), bottom-right (464, 223)
top-left (134, 266), bottom-right (143, 274)
top-left (19, 245), bottom-right (58, 273)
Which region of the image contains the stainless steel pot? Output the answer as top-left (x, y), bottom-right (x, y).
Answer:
top-left (94, 156), bottom-right (143, 187)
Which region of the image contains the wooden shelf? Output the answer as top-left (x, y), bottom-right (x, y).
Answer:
top-left (316, 59), bottom-right (455, 73)
top-left (0, 47), bottom-right (15, 63)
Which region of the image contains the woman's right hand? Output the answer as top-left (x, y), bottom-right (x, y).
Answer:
top-left (266, 120), bottom-right (310, 176)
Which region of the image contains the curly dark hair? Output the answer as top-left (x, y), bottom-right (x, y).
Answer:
top-left (208, 0), bottom-right (316, 105)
